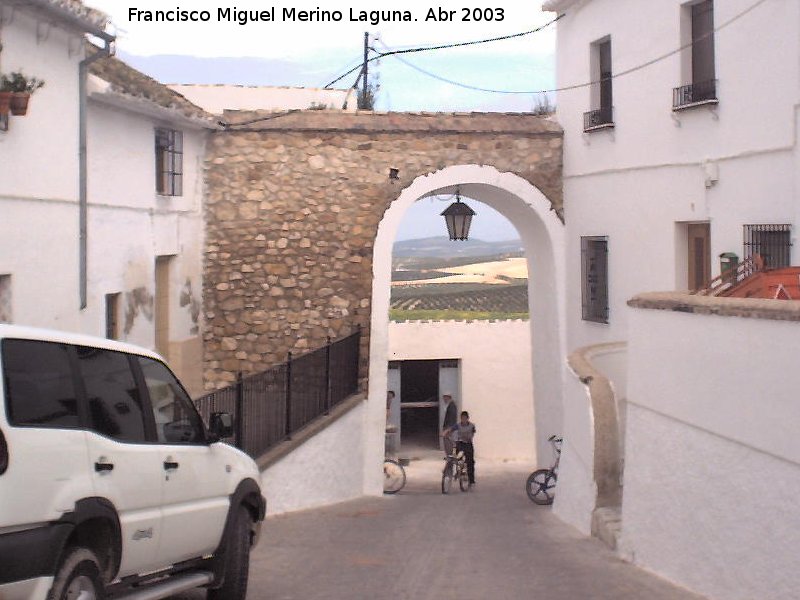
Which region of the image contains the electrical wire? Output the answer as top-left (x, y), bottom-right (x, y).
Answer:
top-left (374, 0), bottom-right (771, 97)
top-left (378, 40), bottom-right (547, 95)
top-left (319, 55), bottom-right (365, 89)
top-left (323, 14), bottom-right (563, 88)
top-left (228, 0), bottom-right (771, 125)
top-left (547, 0), bottom-right (771, 94)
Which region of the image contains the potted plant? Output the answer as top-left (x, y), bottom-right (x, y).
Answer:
top-left (4, 72), bottom-right (45, 116)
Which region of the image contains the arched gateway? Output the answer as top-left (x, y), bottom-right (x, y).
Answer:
top-left (203, 110), bottom-right (563, 490)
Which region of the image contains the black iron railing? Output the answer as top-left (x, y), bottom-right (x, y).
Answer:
top-left (583, 107), bottom-right (614, 131)
top-left (673, 79), bottom-right (717, 109)
top-left (194, 327), bottom-right (361, 458)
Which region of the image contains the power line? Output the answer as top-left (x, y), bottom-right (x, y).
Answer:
top-left (319, 54), bottom-right (364, 89)
top-left (376, 0), bottom-right (771, 97)
top-left (228, 0), bottom-right (771, 124)
top-left (546, 0), bottom-right (771, 95)
top-left (378, 41), bottom-right (548, 95)
top-left (323, 15), bottom-right (563, 89)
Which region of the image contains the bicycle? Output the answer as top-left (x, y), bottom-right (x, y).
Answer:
top-left (441, 447), bottom-right (469, 494)
top-left (526, 435), bottom-right (562, 505)
top-left (383, 428), bottom-right (406, 494)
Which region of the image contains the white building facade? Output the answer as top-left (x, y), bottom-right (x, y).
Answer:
top-left (547, 0), bottom-right (798, 348)
top-left (0, 0), bottom-right (214, 393)
top-left (544, 0), bottom-right (800, 598)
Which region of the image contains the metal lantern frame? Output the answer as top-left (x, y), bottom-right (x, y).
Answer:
top-left (440, 190), bottom-right (476, 241)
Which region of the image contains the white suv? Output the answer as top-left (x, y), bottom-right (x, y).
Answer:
top-left (0, 325), bottom-right (266, 600)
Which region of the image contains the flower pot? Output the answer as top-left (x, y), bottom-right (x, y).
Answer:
top-left (0, 92), bottom-right (11, 116)
top-left (9, 92), bottom-right (30, 116)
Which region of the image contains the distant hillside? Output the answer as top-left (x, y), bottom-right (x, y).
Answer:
top-left (393, 237), bottom-right (523, 258)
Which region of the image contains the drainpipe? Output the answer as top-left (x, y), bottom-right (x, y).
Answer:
top-left (79, 35), bottom-right (114, 309)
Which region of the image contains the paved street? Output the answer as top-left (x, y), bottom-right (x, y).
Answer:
top-left (177, 453), bottom-right (704, 600)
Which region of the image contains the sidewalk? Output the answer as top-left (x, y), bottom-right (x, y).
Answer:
top-left (187, 450), bottom-right (705, 600)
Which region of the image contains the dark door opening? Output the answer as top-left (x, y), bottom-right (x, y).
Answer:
top-left (400, 360), bottom-right (440, 450)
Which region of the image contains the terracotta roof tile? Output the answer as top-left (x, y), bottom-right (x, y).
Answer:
top-left (88, 47), bottom-right (215, 123)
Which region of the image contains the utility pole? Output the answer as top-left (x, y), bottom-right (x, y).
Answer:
top-left (362, 31), bottom-right (369, 108)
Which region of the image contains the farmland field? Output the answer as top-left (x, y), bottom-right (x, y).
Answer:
top-left (390, 253), bottom-right (529, 321)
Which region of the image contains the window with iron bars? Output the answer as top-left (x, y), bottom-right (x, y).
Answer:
top-left (581, 236), bottom-right (609, 323)
top-left (155, 128), bottom-right (183, 196)
top-left (743, 224), bottom-right (792, 269)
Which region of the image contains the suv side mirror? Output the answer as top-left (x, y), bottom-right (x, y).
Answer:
top-left (209, 412), bottom-right (234, 442)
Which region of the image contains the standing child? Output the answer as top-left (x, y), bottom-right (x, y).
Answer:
top-left (443, 411), bottom-right (477, 489)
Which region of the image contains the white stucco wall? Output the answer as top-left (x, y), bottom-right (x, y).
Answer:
top-left (622, 305), bottom-right (800, 600)
top-left (0, 7), bottom-right (208, 391)
top-left (551, 0), bottom-right (800, 350)
top-left (388, 320), bottom-right (536, 461)
top-left (0, 10), bottom-right (85, 329)
top-left (261, 400), bottom-right (367, 515)
top-left (552, 371), bottom-right (595, 535)
top-left (83, 99), bottom-right (206, 351)
top-left (554, 342), bottom-right (627, 535)
top-left (168, 84), bottom-right (356, 115)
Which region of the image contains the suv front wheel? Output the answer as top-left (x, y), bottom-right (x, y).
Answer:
top-left (208, 506), bottom-right (253, 600)
top-left (49, 547), bottom-right (105, 600)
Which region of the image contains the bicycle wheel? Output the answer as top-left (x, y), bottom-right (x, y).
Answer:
top-left (383, 459), bottom-right (406, 494)
top-left (458, 463), bottom-right (469, 492)
top-left (441, 460), bottom-right (454, 494)
top-left (526, 469), bottom-right (557, 505)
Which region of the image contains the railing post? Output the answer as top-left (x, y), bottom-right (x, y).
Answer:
top-left (324, 336), bottom-right (332, 415)
top-left (355, 324), bottom-right (362, 392)
top-left (235, 371), bottom-right (244, 450)
top-left (285, 352), bottom-right (292, 440)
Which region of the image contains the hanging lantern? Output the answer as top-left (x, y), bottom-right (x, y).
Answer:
top-left (440, 190), bottom-right (476, 241)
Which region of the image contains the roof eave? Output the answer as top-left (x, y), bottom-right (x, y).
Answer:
top-left (541, 0), bottom-right (582, 13)
top-left (88, 83), bottom-right (222, 131)
top-left (15, 0), bottom-right (114, 41)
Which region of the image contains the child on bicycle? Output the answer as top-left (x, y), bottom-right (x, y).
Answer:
top-left (442, 411), bottom-right (477, 488)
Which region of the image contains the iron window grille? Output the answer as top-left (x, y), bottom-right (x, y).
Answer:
top-left (155, 128), bottom-right (183, 196)
top-left (673, 79), bottom-right (717, 109)
top-left (581, 236), bottom-right (609, 323)
top-left (743, 224), bottom-right (792, 269)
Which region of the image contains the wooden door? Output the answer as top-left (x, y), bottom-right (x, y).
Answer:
top-left (688, 223), bottom-right (711, 291)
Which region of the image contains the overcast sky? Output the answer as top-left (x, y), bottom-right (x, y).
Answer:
top-left (84, 1), bottom-right (555, 241)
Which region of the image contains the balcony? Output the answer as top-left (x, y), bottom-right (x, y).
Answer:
top-left (583, 107), bottom-right (614, 132)
top-left (673, 79), bottom-right (718, 110)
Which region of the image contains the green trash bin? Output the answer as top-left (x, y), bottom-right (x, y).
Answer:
top-left (719, 252), bottom-right (739, 283)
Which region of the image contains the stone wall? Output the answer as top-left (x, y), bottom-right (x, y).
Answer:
top-left (203, 110), bottom-right (562, 389)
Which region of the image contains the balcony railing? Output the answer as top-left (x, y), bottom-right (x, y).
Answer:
top-left (673, 79), bottom-right (717, 109)
top-left (583, 106), bottom-right (614, 131)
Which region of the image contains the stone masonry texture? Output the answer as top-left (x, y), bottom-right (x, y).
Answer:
top-left (203, 110), bottom-right (563, 389)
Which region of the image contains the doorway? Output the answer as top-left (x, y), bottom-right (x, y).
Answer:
top-left (687, 223), bottom-right (710, 291)
top-left (400, 360), bottom-right (440, 450)
top-left (386, 359), bottom-right (461, 453)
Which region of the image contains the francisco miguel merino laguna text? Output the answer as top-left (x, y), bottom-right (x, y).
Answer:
top-left (128, 7), bottom-right (417, 26)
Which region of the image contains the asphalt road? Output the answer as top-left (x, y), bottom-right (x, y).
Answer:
top-left (175, 454), bottom-right (704, 600)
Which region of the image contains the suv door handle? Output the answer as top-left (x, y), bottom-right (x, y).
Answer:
top-left (163, 460), bottom-right (179, 470)
top-left (95, 460), bottom-right (114, 472)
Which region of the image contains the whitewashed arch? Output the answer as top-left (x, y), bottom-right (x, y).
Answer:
top-left (363, 165), bottom-right (566, 494)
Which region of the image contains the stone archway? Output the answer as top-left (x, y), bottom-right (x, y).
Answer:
top-left (202, 110), bottom-right (563, 489)
top-left (365, 165), bottom-right (565, 493)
